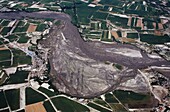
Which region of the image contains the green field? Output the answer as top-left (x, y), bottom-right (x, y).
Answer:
top-left (146, 21), bottom-right (154, 29)
top-left (0, 61), bottom-right (11, 68)
top-left (6, 70), bottom-right (29, 84)
top-left (6, 35), bottom-right (19, 42)
top-left (13, 23), bottom-right (29, 33)
top-left (0, 20), bottom-right (10, 26)
top-left (113, 63), bottom-right (123, 70)
top-left (107, 15), bottom-right (128, 28)
top-left (43, 101), bottom-right (56, 112)
top-left (0, 50), bottom-right (11, 61)
top-left (101, 21), bottom-right (108, 30)
top-left (105, 93), bottom-right (119, 103)
top-left (41, 0), bottom-right (56, 4)
top-left (17, 34), bottom-right (30, 43)
top-left (0, 39), bottom-right (5, 43)
top-left (36, 24), bottom-right (47, 31)
top-left (86, 35), bottom-right (101, 39)
top-left (26, 87), bottom-right (46, 105)
top-left (13, 55), bottom-right (31, 66)
top-left (0, 109), bottom-right (10, 112)
top-left (12, 49), bottom-right (31, 66)
top-left (5, 89), bottom-right (20, 110)
top-left (26, 8), bottom-right (40, 12)
top-left (113, 90), bottom-right (153, 108)
top-left (109, 103), bottom-right (127, 112)
top-left (15, 0), bottom-right (39, 3)
top-left (0, 91), bottom-right (8, 108)
top-left (93, 98), bottom-right (111, 109)
top-left (140, 34), bottom-right (170, 44)
top-left (127, 33), bottom-right (139, 39)
top-left (0, 40), bottom-right (3, 45)
top-left (0, 27), bottom-right (11, 35)
top-left (54, 20), bottom-right (62, 26)
top-left (99, 0), bottom-right (121, 6)
top-left (92, 11), bottom-right (108, 20)
top-left (113, 90), bottom-right (149, 102)
top-left (76, 3), bottom-right (101, 25)
top-left (17, 21), bottom-right (26, 27)
top-left (51, 96), bottom-right (90, 112)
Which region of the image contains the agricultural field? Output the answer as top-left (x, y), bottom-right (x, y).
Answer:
top-left (86, 90), bottom-right (157, 111)
top-left (0, 50), bottom-right (11, 61)
top-left (51, 96), bottom-right (90, 112)
top-left (5, 70), bottom-right (29, 84)
top-left (0, 91), bottom-right (8, 109)
top-left (12, 49), bottom-right (31, 66)
top-left (25, 102), bottom-right (46, 112)
top-left (0, 70), bottom-right (8, 85)
top-left (38, 87), bottom-right (57, 97)
top-left (5, 89), bottom-right (20, 111)
top-left (140, 34), bottom-right (170, 44)
top-left (113, 90), bottom-right (155, 108)
top-left (43, 101), bottom-right (56, 112)
top-left (127, 33), bottom-right (139, 39)
top-left (88, 96), bottom-right (117, 111)
top-left (26, 87), bottom-right (46, 105)
top-left (0, 18), bottom-right (50, 69)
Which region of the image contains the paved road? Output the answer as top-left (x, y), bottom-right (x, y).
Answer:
top-left (0, 83), bottom-right (29, 90)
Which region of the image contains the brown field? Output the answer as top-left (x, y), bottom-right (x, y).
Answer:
top-left (25, 102), bottom-right (46, 112)
top-left (141, 23), bottom-right (144, 30)
top-left (0, 46), bottom-right (8, 51)
top-left (92, 0), bottom-right (100, 4)
top-left (153, 22), bottom-right (156, 29)
top-left (27, 24), bottom-right (37, 33)
top-left (136, 18), bottom-right (142, 28)
top-left (154, 30), bottom-right (163, 36)
top-left (121, 37), bottom-right (136, 43)
top-left (127, 17), bottom-right (132, 26)
top-left (111, 31), bottom-right (119, 39)
top-left (21, 3), bottom-right (28, 7)
top-left (0, 27), bottom-right (3, 33)
top-left (158, 23), bottom-right (163, 30)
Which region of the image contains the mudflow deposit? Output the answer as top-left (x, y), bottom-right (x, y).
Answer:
top-left (39, 14), bottom-right (170, 98)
